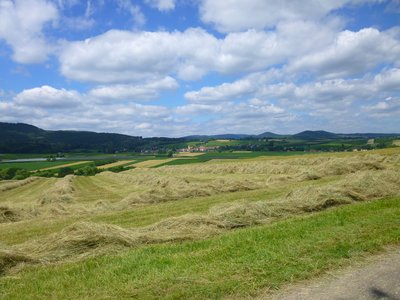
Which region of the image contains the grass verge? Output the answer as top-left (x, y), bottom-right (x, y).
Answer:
top-left (1, 197), bottom-right (399, 299)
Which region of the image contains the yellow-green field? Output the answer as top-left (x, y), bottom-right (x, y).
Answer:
top-left (393, 140), bottom-right (400, 146)
top-left (1, 149), bottom-right (400, 299)
top-left (175, 152), bottom-right (205, 157)
top-left (37, 161), bottom-right (93, 171)
top-left (97, 160), bottom-right (136, 169)
top-left (132, 158), bottom-right (178, 168)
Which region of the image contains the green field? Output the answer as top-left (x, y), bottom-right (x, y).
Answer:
top-left (1, 148), bottom-right (400, 299)
top-left (0, 160), bottom-right (79, 171)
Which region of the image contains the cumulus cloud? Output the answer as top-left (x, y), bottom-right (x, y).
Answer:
top-left (289, 28), bottom-right (400, 78)
top-left (144, 0), bottom-right (175, 11)
top-left (89, 77), bottom-right (179, 101)
top-left (14, 85), bottom-right (81, 108)
top-left (58, 21), bottom-right (339, 83)
top-left (0, 0), bottom-right (58, 63)
top-left (362, 97), bottom-right (400, 118)
top-left (199, 0), bottom-right (381, 33)
top-left (59, 28), bottom-right (216, 82)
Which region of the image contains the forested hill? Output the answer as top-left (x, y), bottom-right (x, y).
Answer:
top-left (0, 122), bottom-right (183, 153)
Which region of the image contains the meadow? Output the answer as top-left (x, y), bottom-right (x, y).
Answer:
top-left (0, 148), bottom-right (399, 299)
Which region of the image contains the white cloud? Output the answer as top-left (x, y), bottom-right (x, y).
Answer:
top-left (185, 78), bottom-right (255, 102)
top-left (14, 85), bottom-right (81, 108)
top-left (175, 103), bottom-right (223, 115)
top-left (144, 0), bottom-right (175, 11)
top-left (199, 0), bottom-right (381, 33)
top-left (89, 77), bottom-right (179, 100)
top-left (289, 28), bottom-right (400, 78)
top-left (363, 97), bottom-right (400, 117)
top-left (58, 21), bottom-right (338, 83)
top-left (117, 0), bottom-right (146, 27)
top-left (184, 68), bottom-right (400, 117)
top-left (0, 0), bottom-right (58, 63)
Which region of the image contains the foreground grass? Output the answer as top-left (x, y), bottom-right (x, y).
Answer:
top-left (1, 197), bottom-right (399, 299)
top-left (0, 176), bottom-right (339, 245)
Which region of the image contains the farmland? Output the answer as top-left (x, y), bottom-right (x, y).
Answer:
top-left (0, 148), bottom-right (400, 299)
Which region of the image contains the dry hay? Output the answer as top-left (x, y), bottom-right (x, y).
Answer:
top-left (0, 206), bottom-right (24, 223)
top-left (0, 245), bottom-right (35, 275)
top-left (0, 177), bottom-right (39, 193)
top-left (38, 175), bottom-right (76, 205)
top-left (209, 169), bottom-right (400, 227)
top-left (37, 161), bottom-right (92, 171)
top-left (175, 152), bottom-right (205, 157)
top-left (119, 177), bottom-right (260, 205)
top-left (10, 169), bottom-right (399, 267)
top-left (160, 155), bottom-right (387, 178)
top-left (133, 159), bottom-right (178, 168)
top-left (97, 160), bottom-right (135, 169)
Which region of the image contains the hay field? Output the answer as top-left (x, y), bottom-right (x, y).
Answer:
top-left (132, 158), bottom-right (178, 168)
top-left (175, 152), bottom-right (205, 157)
top-left (97, 160), bottom-right (136, 169)
top-left (1, 148), bottom-right (400, 298)
top-left (393, 140), bottom-right (400, 146)
top-left (38, 161), bottom-right (93, 171)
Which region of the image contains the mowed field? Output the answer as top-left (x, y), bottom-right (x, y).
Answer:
top-left (97, 160), bottom-right (136, 169)
top-left (1, 148), bottom-right (400, 299)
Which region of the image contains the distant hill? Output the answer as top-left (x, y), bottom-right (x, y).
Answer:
top-left (182, 134), bottom-right (252, 140)
top-left (1, 122), bottom-right (399, 153)
top-left (0, 122), bottom-right (193, 153)
top-left (337, 133), bottom-right (400, 139)
top-left (257, 132), bottom-right (285, 138)
top-left (293, 130), bottom-right (338, 140)
top-left (0, 122), bottom-right (148, 153)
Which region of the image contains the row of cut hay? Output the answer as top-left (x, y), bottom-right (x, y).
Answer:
top-left (158, 154), bottom-right (389, 177)
top-left (7, 169), bottom-right (399, 271)
top-left (38, 175), bottom-right (76, 205)
top-left (208, 169), bottom-right (400, 227)
top-left (0, 245), bottom-right (35, 275)
top-left (0, 177), bottom-right (40, 193)
top-left (0, 206), bottom-right (25, 223)
top-left (112, 155), bottom-right (391, 207)
top-left (118, 177), bottom-right (261, 206)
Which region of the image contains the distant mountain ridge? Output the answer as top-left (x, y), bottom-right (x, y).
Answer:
top-left (293, 130), bottom-right (338, 140)
top-left (0, 122), bottom-right (399, 153)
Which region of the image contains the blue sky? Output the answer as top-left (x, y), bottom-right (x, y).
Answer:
top-left (0, 0), bottom-right (399, 137)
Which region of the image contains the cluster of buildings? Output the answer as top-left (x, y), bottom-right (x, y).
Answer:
top-left (176, 145), bottom-right (220, 153)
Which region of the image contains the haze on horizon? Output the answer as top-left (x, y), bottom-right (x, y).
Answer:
top-left (0, 0), bottom-right (399, 137)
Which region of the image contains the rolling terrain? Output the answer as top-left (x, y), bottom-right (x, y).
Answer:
top-left (0, 148), bottom-right (400, 298)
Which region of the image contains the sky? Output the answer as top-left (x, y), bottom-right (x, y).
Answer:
top-left (0, 0), bottom-right (399, 137)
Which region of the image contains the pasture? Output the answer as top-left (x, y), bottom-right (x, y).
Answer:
top-left (1, 148), bottom-right (400, 299)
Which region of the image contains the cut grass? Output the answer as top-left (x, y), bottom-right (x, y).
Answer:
top-left (37, 161), bottom-right (93, 171)
top-left (174, 153), bottom-right (205, 157)
top-left (97, 160), bottom-right (136, 169)
top-left (1, 197), bottom-right (399, 299)
top-left (132, 158), bottom-right (178, 168)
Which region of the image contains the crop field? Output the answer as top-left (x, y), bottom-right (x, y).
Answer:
top-left (38, 161), bottom-right (93, 171)
top-left (174, 152), bottom-right (205, 157)
top-left (0, 160), bottom-right (80, 171)
top-left (132, 158), bottom-right (179, 168)
top-left (97, 160), bottom-right (136, 169)
top-left (1, 148), bottom-right (400, 299)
